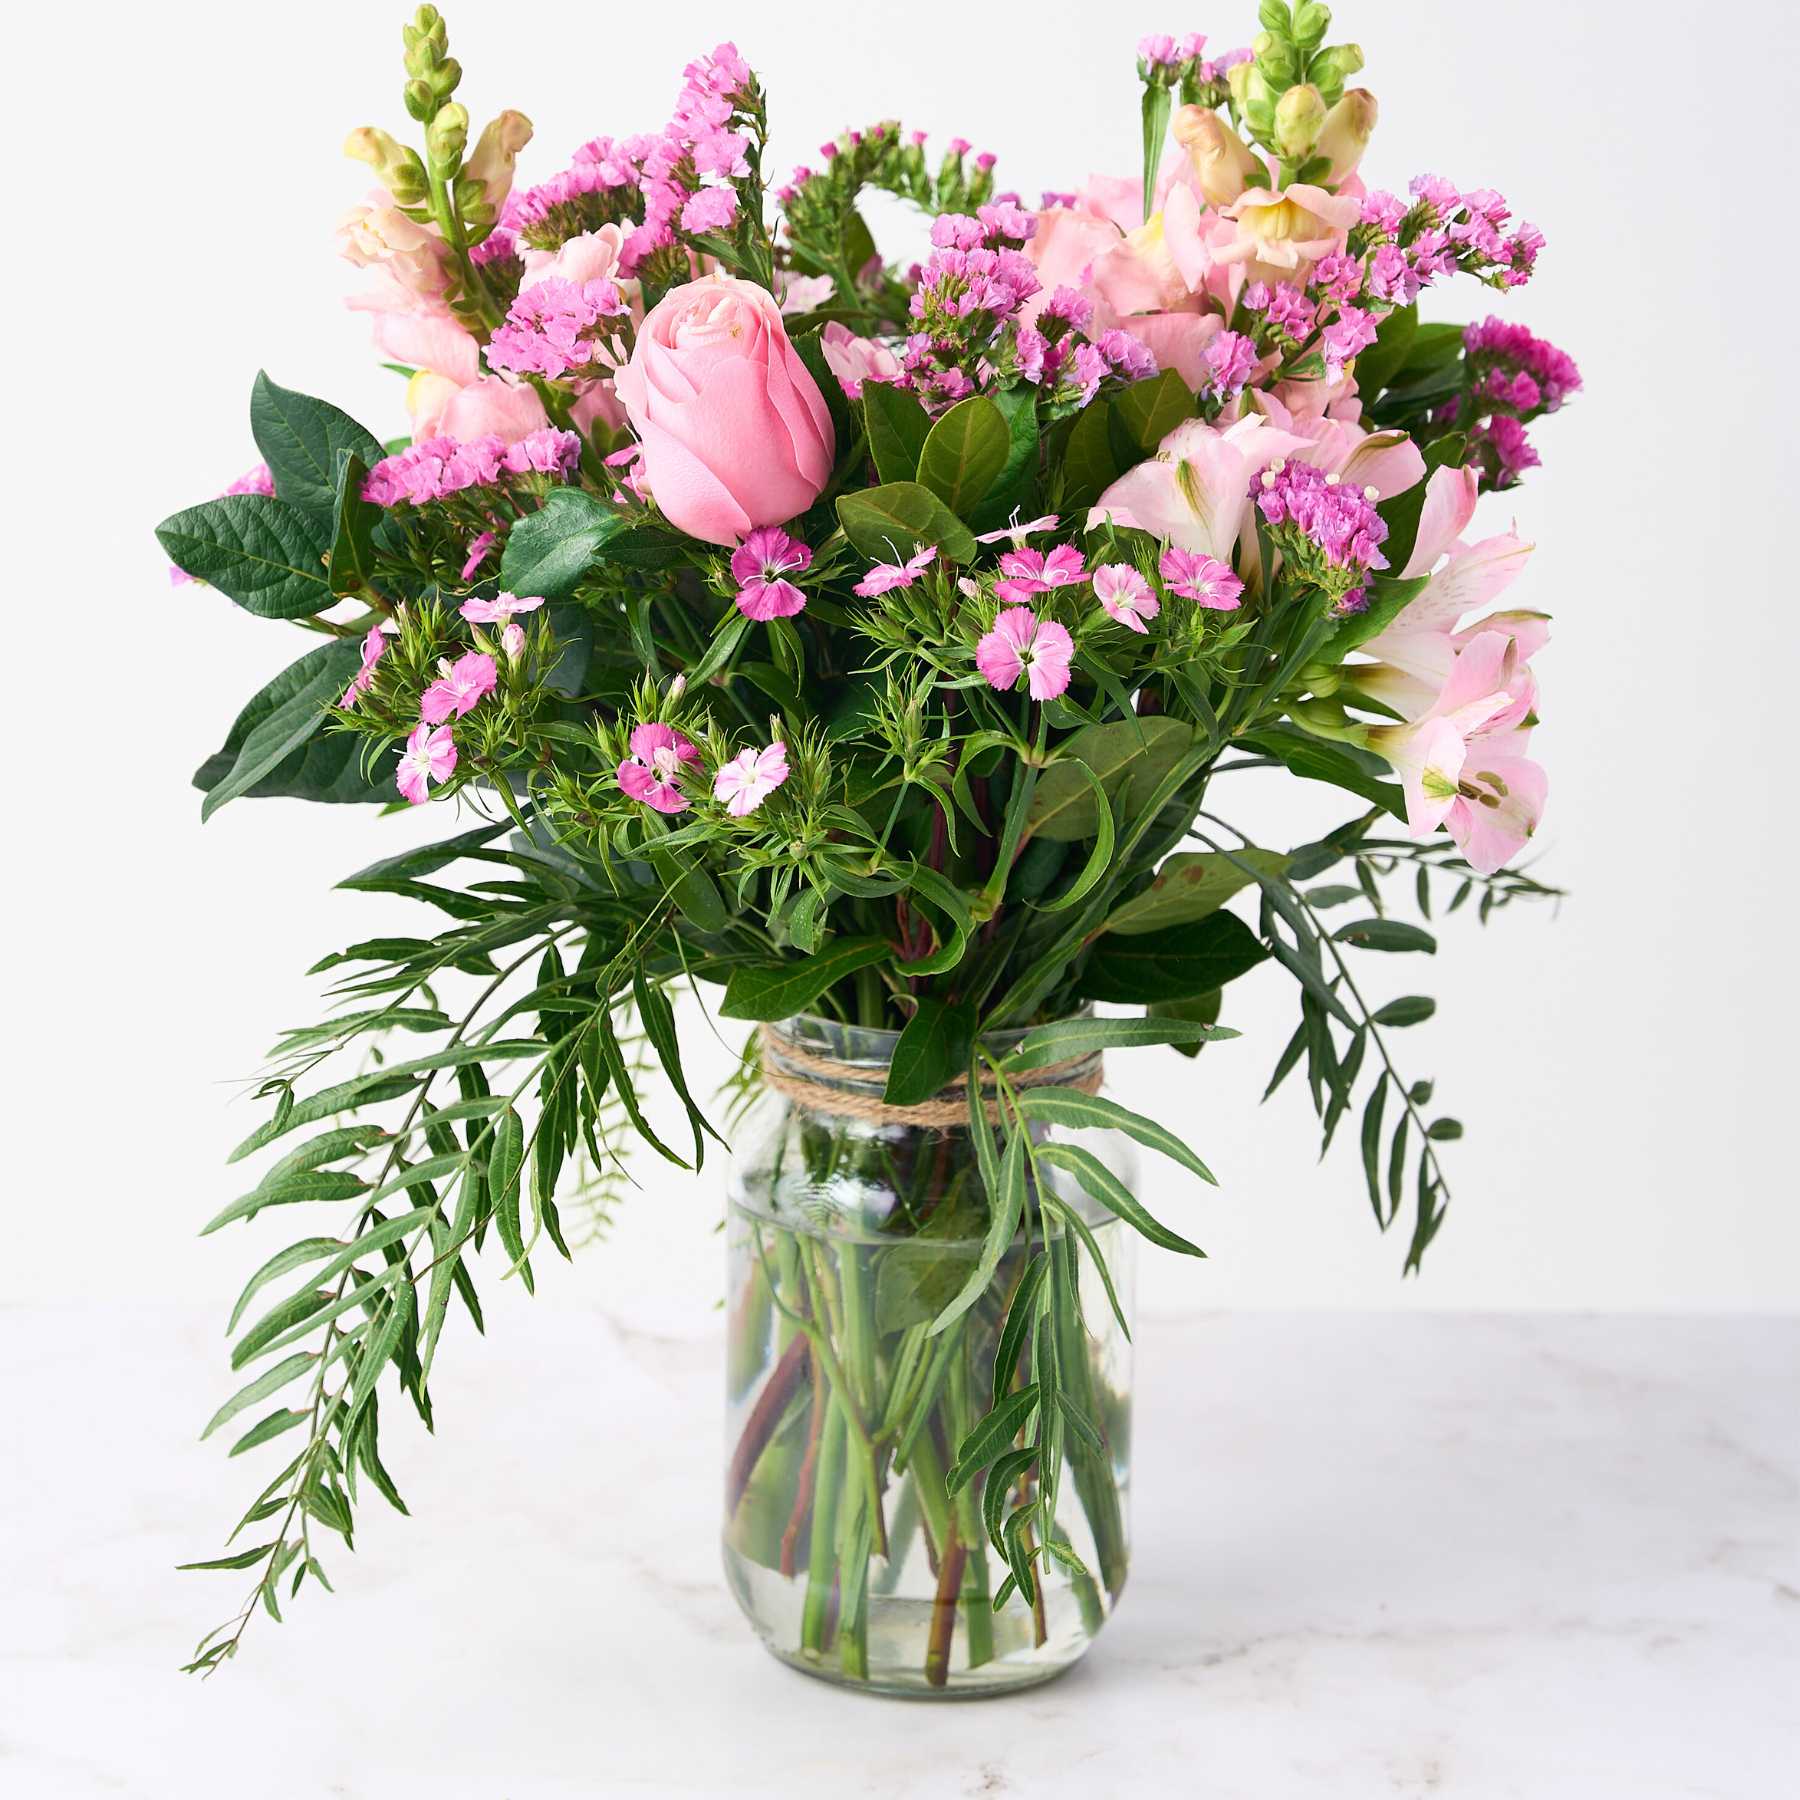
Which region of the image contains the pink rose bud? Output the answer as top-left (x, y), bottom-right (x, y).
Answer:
top-left (613, 273), bottom-right (835, 548)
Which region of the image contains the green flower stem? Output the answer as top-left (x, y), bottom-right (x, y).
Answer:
top-left (1051, 1232), bottom-right (1128, 1598)
top-left (947, 1340), bottom-right (995, 1669)
top-left (800, 1395), bottom-right (847, 1658)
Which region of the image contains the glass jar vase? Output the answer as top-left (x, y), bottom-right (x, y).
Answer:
top-left (722, 1014), bottom-right (1135, 1697)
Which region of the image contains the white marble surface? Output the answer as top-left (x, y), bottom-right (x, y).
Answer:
top-left (4, 1304), bottom-right (1795, 1798)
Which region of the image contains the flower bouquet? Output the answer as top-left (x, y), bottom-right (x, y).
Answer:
top-left (161, 1), bottom-right (1576, 1693)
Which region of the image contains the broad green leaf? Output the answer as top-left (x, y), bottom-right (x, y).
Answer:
top-left (249, 371), bottom-right (385, 530)
top-left (916, 395), bottom-right (1010, 518)
top-left (156, 494), bottom-right (332, 619)
top-left (1103, 847), bottom-right (1290, 936)
top-left (1078, 911), bottom-right (1269, 1003)
top-left (1110, 368), bottom-right (1192, 457)
top-left (1014, 1088), bottom-right (1217, 1185)
top-left (326, 451), bottom-right (379, 597)
top-left (1037, 1141), bottom-right (1205, 1257)
top-left (197, 641), bottom-right (363, 822)
top-left (835, 481), bottom-right (978, 565)
top-left (1059, 399), bottom-right (1121, 511)
top-left (1035, 764), bottom-right (1114, 914)
top-left (884, 997), bottom-right (977, 1107)
top-left (1373, 995), bottom-right (1437, 1027)
top-left (1334, 918), bottom-right (1437, 954)
top-left (718, 937), bottom-right (892, 1021)
top-left (1025, 716), bottom-right (1192, 842)
top-left (1148, 990), bottom-right (1222, 1058)
top-left (1002, 1014), bottom-right (1239, 1071)
top-left (862, 382), bottom-right (933, 483)
top-left (498, 488), bottom-right (627, 597)
top-left (968, 384), bottom-right (1043, 530)
top-left (1349, 302), bottom-right (1417, 398)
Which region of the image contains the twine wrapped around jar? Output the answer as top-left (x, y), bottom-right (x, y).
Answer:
top-left (757, 1020), bottom-right (1102, 1128)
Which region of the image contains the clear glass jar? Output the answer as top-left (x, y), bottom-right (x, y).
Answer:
top-left (722, 1015), bottom-right (1135, 1697)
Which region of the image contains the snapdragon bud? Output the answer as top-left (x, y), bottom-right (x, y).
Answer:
top-left (425, 102), bottom-right (468, 177)
top-left (402, 6), bottom-right (447, 68)
top-left (1308, 43), bottom-right (1364, 99)
top-left (404, 78), bottom-right (436, 123)
top-left (1291, 1), bottom-right (1332, 48)
top-left (1174, 106), bottom-right (1262, 206)
top-left (1273, 82), bottom-right (1327, 159)
top-left (345, 126), bottom-right (429, 204)
top-left (1315, 88), bottom-right (1377, 182)
top-left (464, 110), bottom-right (533, 215)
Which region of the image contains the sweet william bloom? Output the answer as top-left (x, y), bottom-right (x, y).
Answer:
top-left (1094, 563), bottom-right (1159, 633)
top-left (975, 512), bottom-right (1060, 546)
top-left (731, 527), bottom-right (812, 620)
top-left (420, 650), bottom-right (499, 724)
top-left (853, 545), bottom-right (935, 597)
top-left (397, 722), bottom-right (457, 806)
top-left (461, 531), bottom-right (496, 581)
top-left (460, 591), bottom-right (546, 624)
top-left (500, 622), bottom-right (527, 660)
top-left (976, 608), bottom-right (1074, 701)
top-left (713, 741), bottom-right (791, 816)
top-left (339, 625), bottom-right (389, 709)
top-left (618, 722), bottom-right (699, 814)
top-left (1159, 547), bottom-right (1244, 609)
top-left (994, 544), bottom-right (1088, 604)
top-left (613, 273), bottom-right (835, 547)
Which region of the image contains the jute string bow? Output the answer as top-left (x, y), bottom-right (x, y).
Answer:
top-left (758, 1024), bottom-right (1103, 1128)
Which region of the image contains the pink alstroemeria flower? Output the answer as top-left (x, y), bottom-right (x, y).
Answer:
top-left (617, 722), bottom-right (699, 814)
top-left (460, 591), bottom-right (546, 624)
top-left (1093, 563), bottom-right (1159, 633)
top-left (396, 721), bottom-right (457, 805)
top-left (975, 608), bottom-right (1075, 701)
top-left (339, 624), bottom-right (389, 710)
top-left (419, 650), bottom-right (499, 724)
top-left (993, 544), bottom-right (1089, 605)
top-left (1365, 630), bottom-right (1546, 873)
top-left (1091, 415), bottom-right (1313, 563)
top-left (853, 545), bottom-right (936, 597)
top-left (1159, 546), bottom-right (1245, 610)
top-left (730, 527), bottom-right (812, 621)
top-left (713, 740), bottom-right (791, 816)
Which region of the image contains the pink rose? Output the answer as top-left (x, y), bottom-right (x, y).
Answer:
top-left (613, 273), bottom-right (835, 547)
top-left (435, 374), bottom-right (548, 444)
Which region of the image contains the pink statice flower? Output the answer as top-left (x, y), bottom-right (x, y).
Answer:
top-left (713, 740), bottom-right (791, 816)
top-left (1093, 563), bottom-right (1159, 633)
top-left (460, 591), bottom-right (546, 624)
top-left (396, 722), bottom-right (457, 806)
top-left (419, 650), bottom-right (499, 723)
top-left (1200, 330), bottom-right (1258, 399)
top-left (339, 625), bottom-right (389, 710)
top-left (681, 186), bottom-right (739, 233)
top-left (485, 277), bottom-right (628, 381)
top-left (976, 608), bottom-right (1074, 701)
top-left (617, 721), bottom-right (699, 814)
top-left (461, 531), bottom-right (497, 581)
top-left (1159, 546), bottom-right (1245, 610)
top-left (501, 427), bottom-right (583, 477)
top-left (853, 545), bottom-right (936, 597)
top-left (730, 527), bottom-right (812, 621)
top-left (225, 464), bottom-right (275, 497)
top-left (994, 544), bottom-right (1088, 604)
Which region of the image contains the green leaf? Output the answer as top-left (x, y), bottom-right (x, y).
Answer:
top-left (156, 494), bottom-right (332, 619)
top-left (1360, 1075), bottom-right (1389, 1224)
top-left (1059, 400), bottom-right (1121, 511)
top-left (1026, 716), bottom-right (1192, 842)
top-left (249, 371), bottom-right (385, 531)
top-left (1110, 368), bottom-right (1192, 457)
top-left (179, 1543), bottom-right (280, 1573)
top-left (1317, 573), bottom-right (1429, 661)
top-left (835, 482), bottom-right (977, 565)
top-left (200, 1352), bottom-right (317, 1440)
top-left (1103, 847), bottom-right (1290, 936)
top-left (226, 1237), bottom-right (342, 1334)
top-left (1373, 995), bottom-right (1436, 1027)
top-left (1427, 1117), bottom-right (1463, 1141)
top-left (931, 1125), bottom-right (1026, 1336)
top-left (1349, 302), bottom-right (1417, 398)
top-left (916, 396), bottom-right (1010, 518)
top-left (1078, 911), bottom-right (1269, 1003)
top-left (226, 1072), bottom-right (421, 1164)
top-left (1002, 1014), bottom-right (1239, 1072)
top-left (968, 385), bottom-right (1043, 529)
top-left (227, 1408), bottom-right (308, 1459)
top-left (196, 640), bottom-right (364, 822)
top-left (1037, 1141), bottom-right (1206, 1258)
top-left (884, 998), bottom-right (977, 1106)
top-left (338, 822), bottom-right (509, 889)
top-left (201, 1170), bottom-right (369, 1236)
top-left (993, 1252), bottom-right (1049, 1407)
top-left (1241, 725), bottom-right (1405, 819)
top-left (718, 937), bottom-right (891, 1021)
top-left (1035, 764), bottom-right (1114, 914)
top-left (947, 1382), bottom-right (1041, 1494)
top-left (326, 451), bottom-right (379, 597)
top-left (862, 382), bottom-right (933, 484)
top-left (1148, 990), bottom-right (1222, 1059)
top-left (498, 489), bottom-right (627, 597)
top-left (1015, 1089), bottom-right (1217, 1185)
top-left (1376, 480), bottom-right (1430, 576)
top-left (1333, 918), bottom-right (1437, 954)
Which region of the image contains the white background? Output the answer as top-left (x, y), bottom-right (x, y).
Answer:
top-left (10, 0), bottom-right (1797, 1324)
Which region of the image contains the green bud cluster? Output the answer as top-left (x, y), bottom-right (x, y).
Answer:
top-left (399, 5), bottom-right (468, 179)
top-left (1233, 0), bottom-right (1364, 171)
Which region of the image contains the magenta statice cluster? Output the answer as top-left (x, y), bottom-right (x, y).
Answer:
top-left (504, 42), bottom-right (754, 271)
top-left (485, 277), bottom-right (629, 380)
top-left (1462, 317), bottom-right (1582, 414)
top-left (362, 428), bottom-right (582, 508)
top-left (1254, 459), bottom-right (1390, 612)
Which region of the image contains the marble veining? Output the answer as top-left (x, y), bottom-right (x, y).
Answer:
top-left (3, 1306), bottom-right (1794, 1798)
